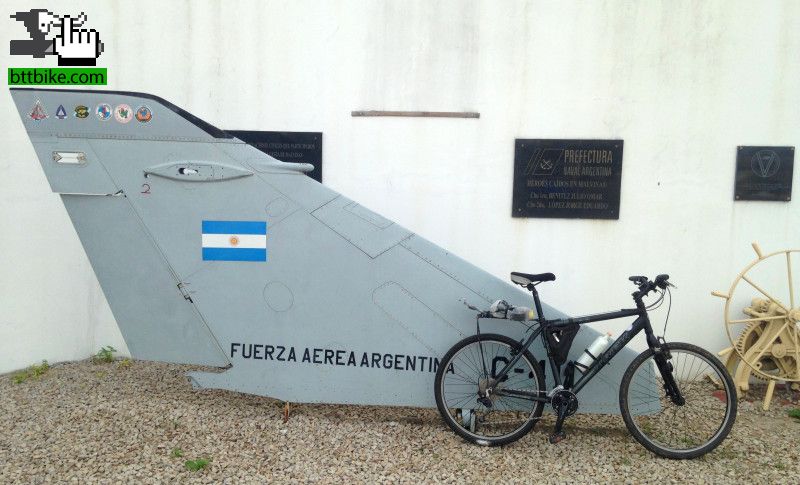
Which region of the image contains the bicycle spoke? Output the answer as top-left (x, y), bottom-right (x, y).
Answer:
top-left (438, 337), bottom-right (542, 441)
top-left (625, 346), bottom-right (733, 456)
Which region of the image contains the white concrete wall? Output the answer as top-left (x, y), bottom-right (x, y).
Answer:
top-left (1, 0), bottom-right (798, 373)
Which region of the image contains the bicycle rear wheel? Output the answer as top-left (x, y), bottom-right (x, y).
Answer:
top-left (619, 342), bottom-right (737, 459)
top-left (434, 333), bottom-right (545, 446)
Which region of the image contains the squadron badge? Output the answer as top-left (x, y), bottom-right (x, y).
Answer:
top-left (114, 104), bottom-right (133, 124)
top-left (135, 105), bottom-right (153, 123)
top-left (74, 105), bottom-right (89, 119)
top-left (95, 103), bottom-right (112, 121)
top-left (29, 100), bottom-right (48, 121)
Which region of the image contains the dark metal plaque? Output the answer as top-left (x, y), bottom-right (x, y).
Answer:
top-left (734, 146), bottom-right (793, 201)
top-left (512, 139), bottom-right (623, 219)
top-left (227, 130), bottom-right (323, 183)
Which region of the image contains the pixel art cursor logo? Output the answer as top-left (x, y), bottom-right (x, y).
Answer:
top-left (10, 9), bottom-right (104, 66)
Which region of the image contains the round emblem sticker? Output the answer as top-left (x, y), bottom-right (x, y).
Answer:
top-left (136, 106), bottom-right (153, 123)
top-left (95, 103), bottom-right (112, 121)
top-left (229, 235), bottom-right (240, 246)
top-left (74, 105), bottom-right (89, 119)
top-left (114, 104), bottom-right (133, 123)
top-left (135, 105), bottom-right (153, 123)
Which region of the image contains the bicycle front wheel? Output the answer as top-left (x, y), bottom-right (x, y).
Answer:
top-left (619, 342), bottom-right (737, 459)
top-left (434, 333), bottom-right (545, 446)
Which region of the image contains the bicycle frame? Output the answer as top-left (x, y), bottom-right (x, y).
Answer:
top-left (488, 284), bottom-right (668, 403)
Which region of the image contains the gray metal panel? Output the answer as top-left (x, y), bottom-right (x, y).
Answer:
top-left (86, 139), bottom-right (297, 281)
top-left (311, 196), bottom-right (413, 258)
top-left (60, 194), bottom-right (229, 367)
top-left (28, 135), bottom-right (119, 195)
top-left (217, 143), bottom-right (338, 211)
top-left (185, 237), bottom-right (479, 406)
top-left (143, 161), bottom-right (253, 182)
top-left (13, 87), bottom-right (654, 414)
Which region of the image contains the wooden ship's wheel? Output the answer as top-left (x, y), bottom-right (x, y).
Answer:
top-left (713, 243), bottom-right (800, 410)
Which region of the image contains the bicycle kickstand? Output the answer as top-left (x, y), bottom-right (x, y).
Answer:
top-left (548, 403), bottom-right (568, 444)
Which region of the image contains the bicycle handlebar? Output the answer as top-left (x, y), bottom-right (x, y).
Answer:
top-left (632, 274), bottom-right (675, 299)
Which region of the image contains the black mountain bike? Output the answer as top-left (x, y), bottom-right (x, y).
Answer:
top-left (434, 272), bottom-right (737, 459)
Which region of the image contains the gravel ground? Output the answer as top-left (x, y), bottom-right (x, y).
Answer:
top-left (1, 360), bottom-right (799, 484)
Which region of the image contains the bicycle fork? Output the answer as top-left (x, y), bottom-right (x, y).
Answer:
top-left (653, 338), bottom-right (685, 406)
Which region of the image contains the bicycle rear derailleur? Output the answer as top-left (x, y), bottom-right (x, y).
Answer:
top-left (477, 378), bottom-right (495, 407)
top-left (549, 389), bottom-right (579, 444)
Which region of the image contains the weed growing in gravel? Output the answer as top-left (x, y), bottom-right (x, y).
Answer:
top-left (789, 408), bottom-right (800, 420)
top-left (171, 448), bottom-right (184, 458)
top-left (11, 360), bottom-right (50, 384)
top-left (117, 358), bottom-right (132, 369)
top-left (185, 458), bottom-right (210, 471)
top-left (93, 346), bottom-right (117, 364)
top-left (30, 360), bottom-right (49, 377)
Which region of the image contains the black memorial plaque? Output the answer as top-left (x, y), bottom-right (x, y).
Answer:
top-left (734, 146), bottom-right (793, 201)
top-left (512, 139), bottom-right (623, 219)
top-left (227, 130), bottom-right (323, 183)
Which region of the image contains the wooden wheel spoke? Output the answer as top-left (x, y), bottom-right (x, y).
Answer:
top-left (741, 275), bottom-right (790, 313)
top-left (751, 321), bottom-right (789, 363)
top-left (724, 246), bottom-right (800, 386)
top-left (788, 252), bottom-right (796, 310)
top-left (790, 323), bottom-right (800, 379)
top-left (728, 315), bottom-right (786, 325)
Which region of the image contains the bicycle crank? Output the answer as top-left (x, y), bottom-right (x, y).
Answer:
top-left (549, 389), bottom-right (579, 444)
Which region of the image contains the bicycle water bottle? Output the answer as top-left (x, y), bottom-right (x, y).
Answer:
top-left (574, 333), bottom-right (614, 372)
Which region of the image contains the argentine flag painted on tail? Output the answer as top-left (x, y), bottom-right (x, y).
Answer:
top-left (202, 221), bottom-right (267, 262)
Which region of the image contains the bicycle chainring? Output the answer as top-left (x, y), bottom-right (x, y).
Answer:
top-left (551, 389), bottom-right (579, 417)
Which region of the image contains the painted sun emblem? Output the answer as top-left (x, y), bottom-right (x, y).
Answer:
top-left (229, 235), bottom-right (240, 246)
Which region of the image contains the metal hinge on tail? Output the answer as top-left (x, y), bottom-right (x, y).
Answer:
top-left (177, 282), bottom-right (194, 303)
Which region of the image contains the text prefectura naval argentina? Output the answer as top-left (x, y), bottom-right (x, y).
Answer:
top-left (230, 343), bottom-right (454, 373)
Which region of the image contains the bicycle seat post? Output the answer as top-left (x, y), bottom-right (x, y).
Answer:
top-left (528, 284), bottom-right (546, 322)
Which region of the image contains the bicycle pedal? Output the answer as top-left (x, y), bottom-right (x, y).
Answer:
top-left (548, 432), bottom-right (566, 444)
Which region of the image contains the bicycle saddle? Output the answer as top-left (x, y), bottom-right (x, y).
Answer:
top-left (510, 272), bottom-right (556, 286)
